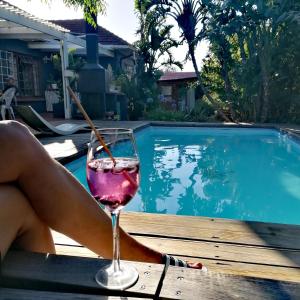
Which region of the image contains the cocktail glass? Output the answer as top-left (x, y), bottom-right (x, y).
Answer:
top-left (86, 128), bottom-right (139, 290)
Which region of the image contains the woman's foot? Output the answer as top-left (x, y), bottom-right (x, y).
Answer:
top-left (162, 254), bottom-right (205, 270)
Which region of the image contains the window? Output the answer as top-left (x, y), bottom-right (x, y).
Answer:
top-left (161, 85), bottom-right (172, 96)
top-left (0, 51), bottom-right (42, 97)
top-left (15, 54), bottom-right (41, 97)
top-left (0, 50), bottom-right (13, 91)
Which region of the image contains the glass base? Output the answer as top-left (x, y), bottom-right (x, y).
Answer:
top-left (95, 261), bottom-right (139, 290)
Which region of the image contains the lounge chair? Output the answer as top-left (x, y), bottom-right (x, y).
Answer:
top-left (14, 105), bottom-right (91, 135)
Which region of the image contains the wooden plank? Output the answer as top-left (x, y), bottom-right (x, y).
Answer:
top-left (55, 244), bottom-right (98, 258)
top-left (135, 236), bottom-right (300, 268)
top-left (0, 288), bottom-right (147, 300)
top-left (0, 251), bottom-right (164, 298)
top-left (159, 266), bottom-right (300, 300)
top-left (120, 212), bottom-right (300, 249)
top-left (52, 230), bottom-right (80, 246)
top-left (2, 254), bottom-right (300, 300)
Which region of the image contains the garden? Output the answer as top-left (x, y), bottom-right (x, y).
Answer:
top-left (126, 0), bottom-right (300, 123)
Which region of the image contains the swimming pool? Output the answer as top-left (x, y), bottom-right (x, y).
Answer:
top-left (66, 127), bottom-right (300, 225)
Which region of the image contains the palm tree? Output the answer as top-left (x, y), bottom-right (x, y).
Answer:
top-left (154, 0), bottom-right (232, 122)
top-left (135, 1), bottom-right (182, 75)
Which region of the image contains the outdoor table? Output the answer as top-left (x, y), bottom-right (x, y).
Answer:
top-left (1, 250), bottom-right (300, 299)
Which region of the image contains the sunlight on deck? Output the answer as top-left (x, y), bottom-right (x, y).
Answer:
top-left (44, 139), bottom-right (78, 158)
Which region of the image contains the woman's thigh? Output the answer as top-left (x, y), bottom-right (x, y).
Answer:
top-left (0, 184), bottom-right (55, 261)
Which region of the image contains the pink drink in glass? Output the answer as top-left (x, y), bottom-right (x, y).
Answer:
top-left (87, 157), bottom-right (139, 212)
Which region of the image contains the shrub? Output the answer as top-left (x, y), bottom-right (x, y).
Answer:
top-left (186, 99), bottom-right (215, 122)
top-left (144, 107), bottom-right (187, 121)
top-left (144, 99), bottom-right (217, 122)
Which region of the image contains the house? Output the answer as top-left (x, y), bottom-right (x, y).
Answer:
top-left (158, 72), bottom-right (197, 112)
top-left (0, 0), bottom-right (135, 118)
top-left (51, 19), bottom-right (135, 77)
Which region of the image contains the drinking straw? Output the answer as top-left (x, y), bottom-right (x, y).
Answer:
top-left (67, 86), bottom-right (137, 189)
top-left (67, 86), bottom-right (116, 164)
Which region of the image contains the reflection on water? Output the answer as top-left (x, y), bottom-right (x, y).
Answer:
top-left (125, 127), bottom-right (300, 225)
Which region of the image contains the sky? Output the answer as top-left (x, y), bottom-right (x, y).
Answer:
top-left (6, 0), bottom-right (208, 71)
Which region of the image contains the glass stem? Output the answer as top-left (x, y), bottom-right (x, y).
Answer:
top-left (111, 210), bottom-right (121, 273)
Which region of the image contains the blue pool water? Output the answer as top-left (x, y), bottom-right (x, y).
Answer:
top-left (66, 127), bottom-right (300, 225)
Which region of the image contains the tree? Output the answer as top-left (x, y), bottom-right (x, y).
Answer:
top-left (134, 0), bottom-right (182, 75)
top-left (38, 0), bottom-right (106, 26)
top-left (203, 3), bottom-right (240, 120)
top-left (201, 0), bottom-right (300, 123)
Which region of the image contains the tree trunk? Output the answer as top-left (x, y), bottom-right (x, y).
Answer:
top-left (238, 34), bottom-right (247, 64)
top-left (260, 60), bottom-right (270, 123)
top-left (219, 53), bottom-right (236, 122)
top-left (258, 34), bottom-right (270, 123)
top-left (189, 46), bottom-right (231, 122)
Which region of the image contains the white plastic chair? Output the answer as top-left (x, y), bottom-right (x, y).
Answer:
top-left (0, 87), bottom-right (17, 120)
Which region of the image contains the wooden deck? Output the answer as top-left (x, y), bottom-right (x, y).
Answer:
top-left (36, 121), bottom-right (300, 289)
top-left (53, 212), bottom-right (300, 284)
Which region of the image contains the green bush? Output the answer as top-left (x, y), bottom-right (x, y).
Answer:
top-left (115, 72), bottom-right (161, 120)
top-left (144, 99), bottom-right (216, 122)
top-left (287, 98), bottom-right (300, 124)
top-left (145, 107), bottom-right (187, 121)
top-left (186, 99), bottom-right (215, 122)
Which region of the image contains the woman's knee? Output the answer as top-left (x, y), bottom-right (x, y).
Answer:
top-left (0, 121), bottom-right (48, 174)
top-left (0, 121), bottom-right (36, 158)
top-left (0, 120), bottom-right (33, 146)
top-left (0, 120), bottom-right (29, 134)
top-left (0, 122), bottom-right (36, 182)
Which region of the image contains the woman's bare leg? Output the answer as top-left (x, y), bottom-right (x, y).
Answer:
top-left (0, 184), bottom-right (55, 261)
top-left (0, 121), bottom-right (161, 263)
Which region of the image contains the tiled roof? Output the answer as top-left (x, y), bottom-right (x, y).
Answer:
top-left (50, 19), bottom-right (130, 46)
top-left (159, 72), bottom-right (197, 81)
